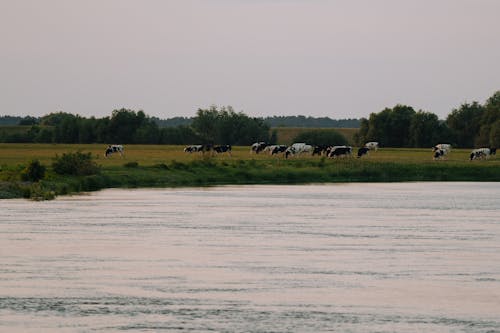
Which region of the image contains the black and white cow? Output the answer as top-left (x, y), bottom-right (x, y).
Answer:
top-left (213, 145), bottom-right (232, 156)
top-left (432, 144), bottom-right (451, 160)
top-left (357, 147), bottom-right (370, 158)
top-left (184, 144), bottom-right (213, 154)
top-left (105, 145), bottom-right (124, 158)
top-left (285, 143), bottom-right (314, 159)
top-left (264, 145), bottom-right (288, 155)
top-left (364, 142), bottom-right (379, 151)
top-left (328, 146), bottom-right (352, 158)
top-left (250, 142), bottom-right (268, 154)
top-left (312, 145), bottom-right (329, 156)
top-left (470, 148), bottom-right (496, 160)
top-left (184, 145), bottom-right (203, 153)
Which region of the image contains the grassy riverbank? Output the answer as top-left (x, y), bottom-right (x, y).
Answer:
top-left (1, 144), bottom-right (499, 200)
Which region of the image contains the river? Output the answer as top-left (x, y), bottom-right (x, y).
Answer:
top-left (1, 183), bottom-right (499, 332)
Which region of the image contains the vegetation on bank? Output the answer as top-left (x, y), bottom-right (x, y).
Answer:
top-left (1, 144), bottom-right (499, 200)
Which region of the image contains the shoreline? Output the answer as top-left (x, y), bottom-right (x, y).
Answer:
top-left (2, 158), bottom-right (500, 200)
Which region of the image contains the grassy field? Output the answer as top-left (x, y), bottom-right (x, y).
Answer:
top-left (0, 143), bottom-right (496, 165)
top-left (1, 143), bottom-right (499, 200)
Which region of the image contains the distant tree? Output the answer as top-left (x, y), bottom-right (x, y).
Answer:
top-left (354, 118), bottom-right (370, 146)
top-left (107, 109), bottom-right (148, 143)
top-left (482, 91), bottom-right (500, 147)
top-left (191, 105), bottom-right (270, 145)
top-left (361, 105), bottom-right (416, 147)
top-left (0, 116), bottom-right (24, 126)
top-left (18, 116), bottom-right (39, 126)
top-left (134, 121), bottom-right (160, 144)
top-left (446, 102), bottom-right (484, 148)
top-left (408, 111), bottom-right (441, 148)
top-left (490, 120), bottom-right (500, 148)
top-left (35, 127), bottom-right (54, 143)
top-left (191, 106), bottom-right (220, 143)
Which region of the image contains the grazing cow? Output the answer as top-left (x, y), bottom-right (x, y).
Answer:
top-left (433, 144), bottom-right (451, 160)
top-left (328, 146), bottom-right (352, 158)
top-left (213, 145), bottom-right (232, 156)
top-left (357, 147), bottom-right (370, 158)
top-left (325, 145), bottom-right (347, 157)
top-left (285, 143), bottom-right (313, 159)
top-left (433, 144), bottom-right (451, 152)
top-left (264, 145), bottom-right (288, 155)
top-left (184, 144), bottom-right (212, 154)
top-left (470, 148), bottom-right (496, 160)
top-left (312, 145), bottom-right (329, 156)
top-left (433, 149), bottom-right (447, 160)
top-left (365, 142), bottom-right (379, 151)
top-left (105, 145), bottom-right (124, 158)
top-left (184, 145), bottom-right (203, 153)
top-left (250, 142), bottom-right (268, 154)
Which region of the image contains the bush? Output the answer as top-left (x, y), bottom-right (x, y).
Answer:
top-left (52, 151), bottom-right (100, 176)
top-left (293, 129), bottom-right (348, 146)
top-left (21, 160), bottom-right (46, 182)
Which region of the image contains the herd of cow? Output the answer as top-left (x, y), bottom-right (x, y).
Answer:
top-left (431, 143), bottom-right (497, 160)
top-left (248, 141), bottom-right (379, 159)
top-left (103, 143), bottom-right (496, 161)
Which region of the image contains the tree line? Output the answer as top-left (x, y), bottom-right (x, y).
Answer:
top-left (1, 90), bottom-right (499, 148)
top-left (1, 114), bottom-right (360, 129)
top-left (355, 91), bottom-right (500, 148)
top-left (0, 106), bottom-right (272, 145)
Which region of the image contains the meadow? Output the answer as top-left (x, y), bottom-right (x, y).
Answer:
top-left (1, 143), bottom-right (499, 200)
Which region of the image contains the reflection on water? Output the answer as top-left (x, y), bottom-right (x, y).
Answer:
top-left (1, 183), bottom-right (500, 332)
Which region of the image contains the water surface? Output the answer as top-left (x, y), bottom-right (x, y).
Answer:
top-left (1, 183), bottom-right (500, 332)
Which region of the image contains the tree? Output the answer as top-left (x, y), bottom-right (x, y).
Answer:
top-left (358, 105), bottom-right (416, 147)
top-left (387, 105), bottom-right (416, 147)
top-left (191, 106), bottom-right (220, 143)
top-left (446, 102), bottom-right (484, 148)
top-left (191, 105), bottom-right (270, 145)
top-left (107, 108), bottom-right (148, 143)
top-left (408, 111), bottom-right (441, 148)
top-left (490, 120), bottom-right (500, 148)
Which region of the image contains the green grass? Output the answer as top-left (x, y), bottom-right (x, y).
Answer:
top-left (1, 144), bottom-right (499, 200)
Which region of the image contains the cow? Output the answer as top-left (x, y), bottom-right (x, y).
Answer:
top-left (328, 146), bottom-right (352, 158)
top-left (433, 149), bottom-right (447, 160)
top-left (433, 144), bottom-right (451, 153)
top-left (285, 143), bottom-right (313, 159)
top-left (184, 144), bottom-right (213, 154)
top-left (357, 147), bottom-right (370, 158)
top-left (433, 144), bottom-right (451, 160)
top-left (264, 145), bottom-right (288, 155)
top-left (184, 145), bottom-right (203, 153)
top-left (213, 145), bottom-right (232, 156)
top-left (470, 148), bottom-right (496, 160)
top-left (250, 142), bottom-right (268, 154)
top-left (365, 142), bottom-right (379, 151)
top-left (312, 145), bottom-right (329, 156)
top-left (104, 145), bottom-right (124, 158)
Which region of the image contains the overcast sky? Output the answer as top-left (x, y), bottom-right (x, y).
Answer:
top-left (1, 0), bottom-right (499, 120)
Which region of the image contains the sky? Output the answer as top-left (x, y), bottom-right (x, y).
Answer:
top-left (1, 0), bottom-right (499, 120)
